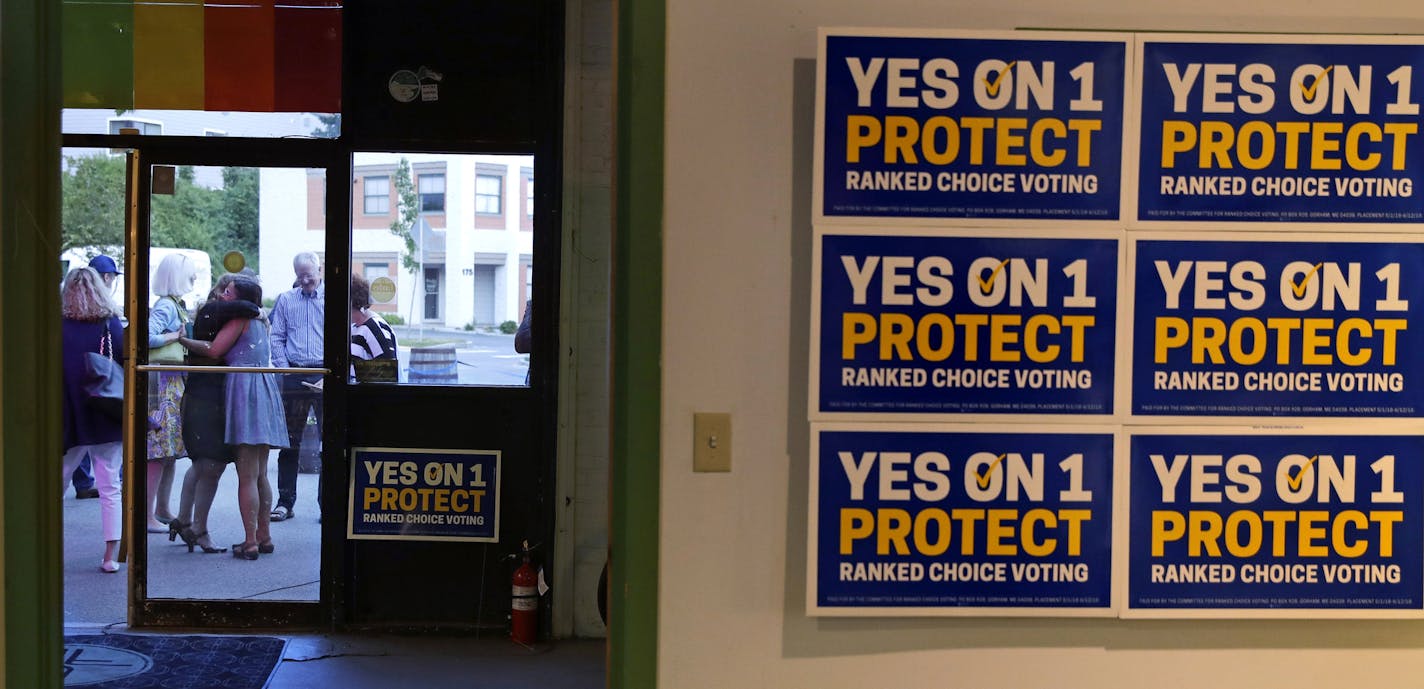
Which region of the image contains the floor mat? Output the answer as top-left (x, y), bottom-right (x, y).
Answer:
top-left (63, 634), bottom-right (287, 688)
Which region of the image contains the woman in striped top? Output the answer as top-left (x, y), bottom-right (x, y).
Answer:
top-left (349, 274), bottom-right (398, 370)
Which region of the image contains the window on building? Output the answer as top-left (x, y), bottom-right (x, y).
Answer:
top-left (419, 174), bottom-right (446, 213)
top-left (476, 174), bottom-right (503, 214)
top-left (364, 175), bottom-right (390, 214)
top-left (364, 262), bottom-right (390, 279)
top-left (107, 119), bottom-right (162, 135)
top-left (526, 176), bottom-right (534, 217)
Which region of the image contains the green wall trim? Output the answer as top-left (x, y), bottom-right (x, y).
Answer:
top-left (610, 0), bottom-right (664, 686)
top-left (2, 0), bottom-right (65, 684)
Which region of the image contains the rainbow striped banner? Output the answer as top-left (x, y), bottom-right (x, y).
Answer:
top-left (63, 0), bottom-right (341, 113)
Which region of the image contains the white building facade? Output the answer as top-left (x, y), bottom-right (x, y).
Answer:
top-left (259, 152), bottom-right (535, 328)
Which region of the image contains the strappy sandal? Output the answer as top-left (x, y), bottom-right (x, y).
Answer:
top-left (168, 519), bottom-right (190, 542)
top-left (183, 529), bottom-right (227, 554)
top-left (257, 540), bottom-right (275, 554)
top-left (232, 543), bottom-right (259, 560)
top-left (270, 505), bottom-right (293, 522)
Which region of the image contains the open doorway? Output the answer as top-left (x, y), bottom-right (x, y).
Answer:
top-left (59, 147), bottom-right (331, 626)
top-left (58, 147), bottom-right (130, 625)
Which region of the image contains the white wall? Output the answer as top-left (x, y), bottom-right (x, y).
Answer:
top-left (258, 167), bottom-right (323, 296)
top-left (347, 152), bottom-right (534, 326)
top-left (660, 2), bottom-right (1424, 687)
top-left (563, 0), bottom-right (614, 638)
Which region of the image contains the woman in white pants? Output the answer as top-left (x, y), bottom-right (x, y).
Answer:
top-left (59, 267), bottom-right (126, 573)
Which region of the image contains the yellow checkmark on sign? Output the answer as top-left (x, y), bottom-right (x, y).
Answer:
top-left (977, 259), bottom-right (1011, 294)
top-left (1289, 262), bottom-right (1324, 298)
top-left (1287, 455), bottom-right (1320, 491)
top-left (1300, 66), bottom-right (1334, 100)
top-left (984, 61), bottom-right (1016, 97)
top-left (974, 454), bottom-right (1008, 489)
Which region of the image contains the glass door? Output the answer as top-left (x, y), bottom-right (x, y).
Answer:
top-left (58, 146), bottom-right (132, 627)
top-left (124, 140), bottom-right (343, 628)
top-left (340, 151), bottom-right (555, 630)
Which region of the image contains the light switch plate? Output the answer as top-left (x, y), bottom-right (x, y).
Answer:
top-left (693, 412), bottom-right (732, 472)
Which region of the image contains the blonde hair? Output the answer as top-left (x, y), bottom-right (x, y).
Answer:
top-left (61, 267), bottom-right (119, 321)
top-left (152, 252), bottom-right (197, 299)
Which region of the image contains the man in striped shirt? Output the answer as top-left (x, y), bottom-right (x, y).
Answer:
top-left (269, 251), bottom-right (324, 523)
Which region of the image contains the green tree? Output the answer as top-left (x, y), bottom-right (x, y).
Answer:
top-left (311, 113), bottom-right (341, 138)
top-left (389, 157), bottom-right (421, 274)
top-left (217, 166), bottom-right (260, 273)
top-left (61, 156), bottom-right (260, 279)
top-left (149, 165), bottom-right (221, 260)
top-left (388, 158), bottom-right (422, 320)
top-left (60, 154), bottom-right (126, 254)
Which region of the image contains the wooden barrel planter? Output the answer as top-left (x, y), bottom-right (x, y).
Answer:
top-left (408, 345), bottom-right (459, 384)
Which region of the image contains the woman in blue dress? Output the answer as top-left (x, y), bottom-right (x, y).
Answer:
top-left (179, 276), bottom-right (287, 560)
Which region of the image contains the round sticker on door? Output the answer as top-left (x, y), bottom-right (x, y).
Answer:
top-left (222, 251), bottom-right (246, 274)
top-left (388, 70), bottom-right (421, 102)
top-left (370, 276), bottom-right (397, 304)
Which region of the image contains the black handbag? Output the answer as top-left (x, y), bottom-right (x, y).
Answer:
top-left (82, 329), bottom-right (124, 419)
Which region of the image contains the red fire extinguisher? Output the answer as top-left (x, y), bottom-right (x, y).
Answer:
top-left (511, 540), bottom-right (538, 645)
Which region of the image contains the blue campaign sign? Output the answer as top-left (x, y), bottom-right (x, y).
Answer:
top-left (811, 427), bottom-right (1115, 614)
top-left (1127, 432), bottom-right (1424, 615)
top-left (816, 232), bottom-right (1119, 416)
top-left (1131, 236), bottom-right (1424, 417)
top-left (818, 31), bottom-right (1126, 222)
top-left (348, 447), bottom-right (501, 542)
top-left (1137, 37), bottom-right (1424, 224)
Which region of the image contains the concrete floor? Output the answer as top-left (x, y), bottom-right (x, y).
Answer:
top-left (63, 463), bottom-right (605, 688)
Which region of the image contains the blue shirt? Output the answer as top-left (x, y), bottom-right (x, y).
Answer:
top-left (269, 284), bottom-right (325, 367)
top-left (147, 296), bottom-right (186, 347)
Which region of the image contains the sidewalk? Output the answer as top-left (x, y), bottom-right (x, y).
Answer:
top-left (63, 458), bottom-right (321, 625)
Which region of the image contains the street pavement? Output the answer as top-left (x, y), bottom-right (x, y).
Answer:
top-left (389, 327), bottom-right (528, 386)
top-left (63, 456), bottom-right (321, 625)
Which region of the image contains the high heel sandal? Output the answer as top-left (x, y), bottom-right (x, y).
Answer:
top-left (181, 528), bottom-right (227, 554)
top-left (257, 541), bottom-right (275, 554)
top-left (232, 543), bottom-right (259, 560)
top-left (168, 519), bottom-right (189, 543)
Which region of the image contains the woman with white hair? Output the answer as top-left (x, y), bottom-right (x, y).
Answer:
top-left (145, 252), bottom-right (199, 533)
top-left (60, 267), bottom-right (126, 572)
